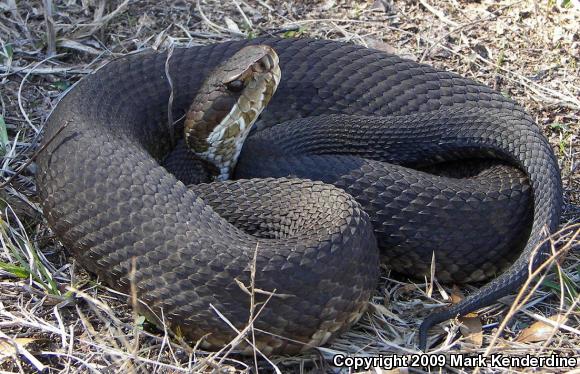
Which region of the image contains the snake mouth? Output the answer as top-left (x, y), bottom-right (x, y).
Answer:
top-left (184, 45), bottom-right (281, 180)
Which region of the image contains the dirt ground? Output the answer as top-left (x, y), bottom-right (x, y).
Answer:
top-left (0, 0), bottom-right (579, 373)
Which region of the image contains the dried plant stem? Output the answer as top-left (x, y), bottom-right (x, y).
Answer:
top-left (42, 0), bottom-right (56, 57)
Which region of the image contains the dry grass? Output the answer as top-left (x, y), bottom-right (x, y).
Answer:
top-left (0, 0), bottom-right (579, 372)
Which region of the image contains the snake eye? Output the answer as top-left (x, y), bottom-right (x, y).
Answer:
top-left (226, 80), bottom-right (244, 92)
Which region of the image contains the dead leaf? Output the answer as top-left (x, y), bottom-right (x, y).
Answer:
top-left (400, 283), bottom-right (416, 293)
top-left (224, 17), bottom-right (241, 34)
top-left (450, 285), bottom-right (464, 304)
top-left (365, 38), bottom-right (398, 55)
top-left (459, 315), bottom-right (483, 347)
top-left (450, 286), bottom-right (483, 346)
top-left (451, 285), bottom-right (478, 317)
top-left (516, 315), bottom-right (568, 343)
top-left (0, 338), bottom-right (37, 363)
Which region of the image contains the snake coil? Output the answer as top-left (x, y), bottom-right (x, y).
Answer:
top-left (37, 38), bottom-right (562, 354)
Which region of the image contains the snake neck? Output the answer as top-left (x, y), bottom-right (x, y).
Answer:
top-left (184, 45), bottom-right (281, 181)
top-left (197, 104), bottom-right (257, 181)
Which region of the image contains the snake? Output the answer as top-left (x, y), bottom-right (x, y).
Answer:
top-left (36, 37), bottom-right (562, 354)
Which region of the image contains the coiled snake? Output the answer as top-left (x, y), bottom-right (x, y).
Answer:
top-left (37, 38), bottom-right (562, 354)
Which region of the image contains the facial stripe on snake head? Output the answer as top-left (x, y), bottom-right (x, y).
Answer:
top-left (184, 45), bottom-right (281, 180)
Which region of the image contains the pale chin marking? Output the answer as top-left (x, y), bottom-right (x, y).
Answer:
top-left (195, 65), bottom-right (279, 181)
top-left (217, 167), bottom-right (230, 181)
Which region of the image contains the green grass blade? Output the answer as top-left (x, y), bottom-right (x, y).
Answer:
top-left (0, 115), bottom-right (8, 156)
top-left (0, 260), bottom-right (32, 279)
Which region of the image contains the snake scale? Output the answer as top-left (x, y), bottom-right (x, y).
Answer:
top-left (36, 37), bottom-right (562, 354)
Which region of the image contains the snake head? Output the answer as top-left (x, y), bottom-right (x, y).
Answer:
top-left (184, 45), bottom-right (281, 181)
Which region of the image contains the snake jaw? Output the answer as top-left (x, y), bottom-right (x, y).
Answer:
top-left (184, 45), bottom-right (281, 180)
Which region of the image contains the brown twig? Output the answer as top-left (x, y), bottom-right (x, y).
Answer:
top-left (164, 43), bottom-right (176, 146)
top-left (42, 0), bottom-right (56, 57)
top-left (482, 225), bottom-right (579, 358)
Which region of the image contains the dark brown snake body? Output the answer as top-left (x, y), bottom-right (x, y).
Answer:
top-left (36, 38), bottom-right (562, 354)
